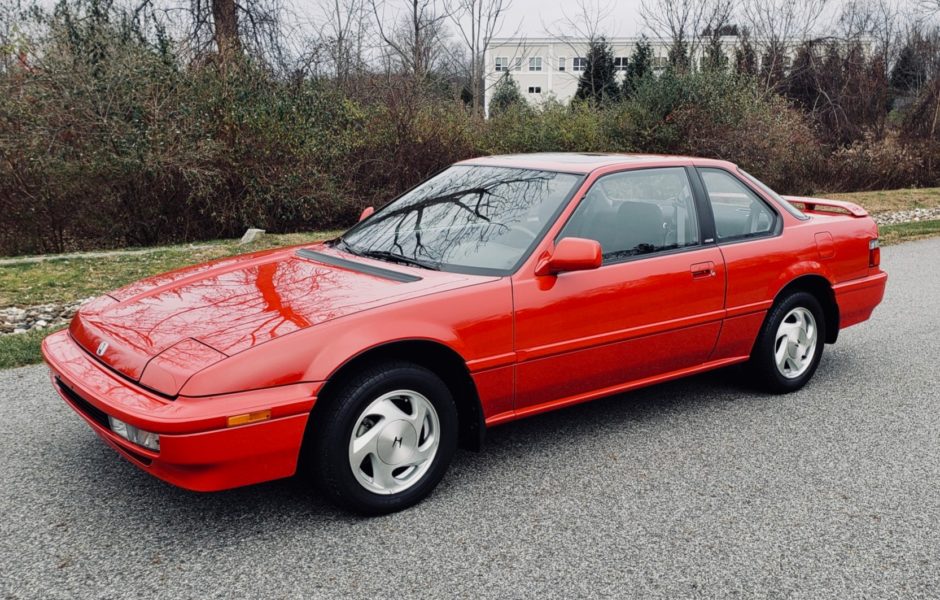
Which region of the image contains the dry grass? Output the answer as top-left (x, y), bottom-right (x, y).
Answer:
top-left (0, 231), bottom-right (341, 308)
top-left (825, 188), bottom-right (940, 214)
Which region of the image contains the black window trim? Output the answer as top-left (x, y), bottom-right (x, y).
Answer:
top-left (692, 166), bottom-right (783, 246)
top-left (553, 165), bottom-right (709, 268)
top-left (737, 167), bottom-right (810, 221)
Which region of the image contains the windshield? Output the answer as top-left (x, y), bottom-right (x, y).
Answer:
top-left (738, 169), bottom-right (808, 220)
top-left (338, 166), bottom-right (583, 275)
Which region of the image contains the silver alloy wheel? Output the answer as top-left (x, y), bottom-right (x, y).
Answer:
top-left (348, 389), bottom-right (440, 495)
top-left (774, 307), bottom-right (818, 379)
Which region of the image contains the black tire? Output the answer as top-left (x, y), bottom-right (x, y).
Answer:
top-left (307, 361), bottom-right (458, 515)
top-left (748, 291), bottom-right (827, 394)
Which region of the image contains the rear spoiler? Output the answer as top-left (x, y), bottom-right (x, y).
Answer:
top-left (782, 196), bottom-right (868, 218)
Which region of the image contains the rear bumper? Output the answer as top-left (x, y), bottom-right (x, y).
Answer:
top-left (834, 270), bottom-right (888, 330)
top-left (42, 330), bottom-right (319, 491)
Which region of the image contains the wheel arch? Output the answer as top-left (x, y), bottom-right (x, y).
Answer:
top-left (310, 339), bottom-right (485, 452)
top-left (774, 274), bottom-right (840, 344)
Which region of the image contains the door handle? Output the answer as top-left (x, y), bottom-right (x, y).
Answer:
top-left (690, 261), bottom-right (716, 278)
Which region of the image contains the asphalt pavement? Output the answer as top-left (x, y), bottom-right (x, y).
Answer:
top-left (1, 238), bottom-right (939, 599)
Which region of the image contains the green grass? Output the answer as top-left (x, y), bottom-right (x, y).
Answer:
top-left (879, 219), bottom-right (940, 246)
top-left (0, 326), bottom-right (66, 369)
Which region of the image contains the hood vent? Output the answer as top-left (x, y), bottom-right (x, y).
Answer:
top-left (296, 249), bottom-right (422, 283)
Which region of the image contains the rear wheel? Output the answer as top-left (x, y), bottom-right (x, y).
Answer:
top-left (308, 361), bottom-right (457, 515)
top-left (749, 291), bottom-right (826, 393)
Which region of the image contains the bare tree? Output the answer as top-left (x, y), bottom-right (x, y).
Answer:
top-left (546, 0), bottom-right (615, 44)
top-left (313, 0), bottom-right (373, 83)
top-left (127, 0), bottom-right (290, 64)
top-left (541, 0), bottom-right (615, 92)
top-left (919, 0), bottom-right (940, 15)
top-left (640, 0), bottom-right (735, 72)
top-left (447, 0), bottom-right (511, 115)
top-left (837, 0), bottom-right (903, 78)
top-left (371, 0), bottom-right (450, 78)
top-left (741, 0), bottom-right (829, 89)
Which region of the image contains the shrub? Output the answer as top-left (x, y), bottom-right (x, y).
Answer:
top-left (0, 0), bottom-right (936, 256)
top-left (616, 70), bottom-right (822, 192)
top-left (488, 73), bottom-right (524, 117)
top-left (826, 134), bottom-right (934, 191)
top-left (483, 100), bottom-right (608, 154)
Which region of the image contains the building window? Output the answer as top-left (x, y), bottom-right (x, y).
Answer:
top-left (652, 56), bottom-right (667, 69)
top-left (614, 57), bottom-right (628, 71)
top-left (529, 57), bottom-right (542, 71)
top-left (573, 57), bottom-right (587, 72)
top-left (558, 57), bottom-right (566, 71)
top-left (512, 57), bottom-right (522, 71)
top-left (495, 56), bottom-right (508, 72)
top-left (528, 86), bottom-right (542, 94)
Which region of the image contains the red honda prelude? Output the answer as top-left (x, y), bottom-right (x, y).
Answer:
top-left (43, 153), bottom-right (887, 514)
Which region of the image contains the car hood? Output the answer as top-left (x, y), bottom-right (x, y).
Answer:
top-left (70, 243), bottom-right (486, 395)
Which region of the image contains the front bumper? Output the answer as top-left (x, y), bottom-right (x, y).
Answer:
top-left (42, 330), bottom-right (320, 491)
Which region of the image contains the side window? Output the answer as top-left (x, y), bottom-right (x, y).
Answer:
top-left (699, 168), bottom-right (777, 241)
top-left (559, 167), bottom-right (700, 263)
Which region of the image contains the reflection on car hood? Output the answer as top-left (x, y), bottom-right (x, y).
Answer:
top-left (69, 243), bottom-right (484, 386)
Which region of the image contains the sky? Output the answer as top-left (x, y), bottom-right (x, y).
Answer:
top-left (438, 0), bottom-right (900, 40)
top-left (494, 0), bottom-right (647, 38)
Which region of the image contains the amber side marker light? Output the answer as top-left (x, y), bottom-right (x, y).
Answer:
top-left (227, 410), bottom-right (272, 427)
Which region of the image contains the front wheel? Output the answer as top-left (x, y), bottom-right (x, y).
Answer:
top-left (308, 361), bottom-right (458, 515)
top-left (748, 291), bottom-right (826, 393)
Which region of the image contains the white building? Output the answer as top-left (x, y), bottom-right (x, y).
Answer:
top-left (482, 35), bottom-right (870, 115)
top-left (483, 36), bottom-right (731, 115)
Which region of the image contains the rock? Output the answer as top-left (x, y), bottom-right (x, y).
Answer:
top-left (874, 207), bottom-right (940, 226)
top-left (12, 328), bottom-right (26, 334)
top-left (35, 320), bottom-right (48, 328)
top-left (239, 228), bottom-right (266, 245)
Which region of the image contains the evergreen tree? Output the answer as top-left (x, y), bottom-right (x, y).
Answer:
top-left (489, 73), bottom-right (524, 116)
top-left (575, 37), bottom-right (621, 103)
top-left (785, 41), bottom-right (818, 111)
top-left (890, 41), bottom-right (926, 93)
top-left (734, 34), bottom-right (757, 76)
top-left (667, 38), bottom-right (690, 73)
top-left (760, 44), bottom-right (787, 90)
top-left (623, 35), bottom-right (653, 98)
top-left (702, 36), bottom-right (728, 72)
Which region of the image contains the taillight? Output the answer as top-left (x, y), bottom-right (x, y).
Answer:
top-left (869, 238), bottom-right (880, 268)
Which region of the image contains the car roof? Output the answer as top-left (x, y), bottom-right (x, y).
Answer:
top-left (456, 153), bottom-right (737, 174)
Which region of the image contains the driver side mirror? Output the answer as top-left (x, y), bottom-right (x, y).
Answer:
top-left (358, 206), bottom-right (375, 222)
top-left (535, 237), bottom-right (603, 277)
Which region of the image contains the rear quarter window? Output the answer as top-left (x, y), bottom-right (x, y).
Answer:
top-left (699, 168), bottom-right (777, 241)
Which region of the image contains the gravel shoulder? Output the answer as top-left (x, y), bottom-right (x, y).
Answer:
top-left (0, 238), bottom-right (938, 599)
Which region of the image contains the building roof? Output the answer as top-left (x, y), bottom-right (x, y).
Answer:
top-left (457, 152), bottom-right (719, 174)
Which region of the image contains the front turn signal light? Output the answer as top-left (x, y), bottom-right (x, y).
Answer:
top-left (227, 410), bottom-right (272, 427)
top-left (108, 416), bottom-right (160, 451)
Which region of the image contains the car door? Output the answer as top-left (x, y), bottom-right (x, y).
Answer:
top-left (511, 166), bottom-right (726, 413)
top-left (692, 166), bottom-right (787, 361)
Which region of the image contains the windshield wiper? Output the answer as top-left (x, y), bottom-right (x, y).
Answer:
top-left (333, 238), bottom-right (355, 253)
top-left (353, 249), bottom-right (441, 271)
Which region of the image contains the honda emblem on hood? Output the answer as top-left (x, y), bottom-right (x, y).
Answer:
top-left (96, 342), bottom-right (109, 356)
